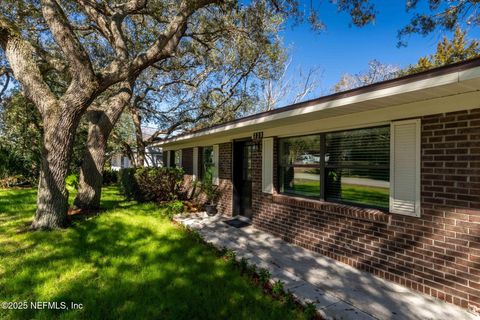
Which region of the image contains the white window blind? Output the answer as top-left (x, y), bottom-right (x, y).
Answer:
top-left (192, 147), bottom-right (199, 181)
top-left (262, 138), bottom-right (274, 194)
top-left (212, 145), bottom-right (219, 185)
top-left (390, 119), bottom-right (421, 217)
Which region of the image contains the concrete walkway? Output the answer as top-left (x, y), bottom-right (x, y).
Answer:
top-left (174, 213), bottom-right (479, 320)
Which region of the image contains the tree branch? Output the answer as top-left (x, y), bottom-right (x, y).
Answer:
top-left (0, 15), bottom-right (57, 116)
top-left (101, 0), bottom-right (222, 87)
top-left (40, 0), bottom-right (96, 85)
top-left (103, 80), bottom-right (133, 123)
top-left (0, 69), bottom-right (10, 102)
top-left (112, 0), bottom-right (148, 15)
top-left (76, 0), bottom-right (130, 61)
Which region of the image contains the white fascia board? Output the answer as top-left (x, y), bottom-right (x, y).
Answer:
top-left (459, 66), bottom-right (480, 81)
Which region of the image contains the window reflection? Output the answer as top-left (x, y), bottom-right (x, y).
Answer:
top-left (202, 146), bottom-right (214, 183)
top-left (326, 126), bottom-right (390, 209)
top-left (279, 135), bottom-right (320, 166)
top-left (280, 167), bottom-right (320, 197)
top-left (279, 135), bottom-right (321, 198)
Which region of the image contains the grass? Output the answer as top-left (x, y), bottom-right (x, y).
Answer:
top-left (0, 187), bottom-right (306, 320)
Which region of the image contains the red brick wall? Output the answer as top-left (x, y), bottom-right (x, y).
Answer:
top-left (251, 108), bottom-right (480, 311)
top-left (217, 142), bottom-right (233, 216)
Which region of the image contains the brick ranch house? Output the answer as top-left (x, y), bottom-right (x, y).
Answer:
top-left (156, 58), bottom-right (480, 312)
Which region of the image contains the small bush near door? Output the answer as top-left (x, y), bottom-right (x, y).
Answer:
top-left (118, 167), bottom-right (185, 202)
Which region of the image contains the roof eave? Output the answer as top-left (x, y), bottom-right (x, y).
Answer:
top-left (156, 57), bottom-right (480, 147)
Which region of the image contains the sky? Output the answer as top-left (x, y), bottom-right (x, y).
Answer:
top-left (279, 0), bottom-right (480, 103)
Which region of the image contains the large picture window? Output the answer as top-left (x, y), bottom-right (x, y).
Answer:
top-left (278, 126), bottom-right (390, 210)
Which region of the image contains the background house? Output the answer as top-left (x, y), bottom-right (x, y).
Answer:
top-left (110, 146), bottom-right (163, 170)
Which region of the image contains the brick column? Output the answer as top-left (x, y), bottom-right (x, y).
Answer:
top-left (217, 142), bottom-right (233, 216)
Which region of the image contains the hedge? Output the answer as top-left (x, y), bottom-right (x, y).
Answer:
top-left (118, 167), bottom-right (185, 202)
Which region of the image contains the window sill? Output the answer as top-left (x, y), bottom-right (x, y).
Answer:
top-left (271, 193), bottom-right (391, 224)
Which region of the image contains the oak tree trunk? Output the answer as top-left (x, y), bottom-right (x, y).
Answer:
top-left (31, 111), bottom-right (79, 229)
top-left (74, 81), bottom-right (132, 209)
top-left (73, 110), bottom-right (109, 209)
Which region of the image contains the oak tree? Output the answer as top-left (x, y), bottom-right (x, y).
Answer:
top-left (0, 0), bottom-right (226, 229)
top-left (0, 0), bottom-right (377, 228)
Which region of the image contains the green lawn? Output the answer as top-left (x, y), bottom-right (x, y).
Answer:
top-left (0, 187), bottom-right (306, 320)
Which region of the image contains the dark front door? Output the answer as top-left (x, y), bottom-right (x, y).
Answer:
top-left (233, 140), bottom-right (253, 219)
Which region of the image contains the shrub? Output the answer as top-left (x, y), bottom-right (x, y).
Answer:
top-left (118, 167), bottom-right (185, 202)
top-left (199, 176), bottom-right (219, 205)
top-left (246, 263), bottom-right (257, 278)
top-left (272, 280), bottom-right (284, 296)
top-left (102, 169), bottom-right (118, 185)
top-left (0, 146), bottom-right (39, 185)
top-left (224, 249), bottom-right (237, 262)
top-left (134, 167), bottom-right (185, 202)
top-left (304, 302), bottom-right (317, 320)
top-left (285, 291), bottom-right (296, 308)
top-left (65, 174), bottom-right (79, 194)
top-left (239, 257), bottom-right (249, 274)
top-left (117, 168), bottom-right (138, 199)
top-left (258, 268), bottom-right (271, 286)
top-left (0, 175), bottom-right (31, 188)
top-left (165, 200), bottom-right (185, 219)
top-left (218, 246), bottom-right (228, 257)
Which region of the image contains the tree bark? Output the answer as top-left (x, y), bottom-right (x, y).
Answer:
top-left (73, 110), bottom-right (109, 210)
top-left (130, 107), bottom-right (146, 167)
top-left (122, 141), bottom-right (136, 168)
top-left (74, 81), bottom-right (133, 209)
top-left (31, 110), bottom-right (80, 229)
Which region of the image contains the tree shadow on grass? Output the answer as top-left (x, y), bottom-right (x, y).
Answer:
top-left (0, 188), bottom-right (37, 216)
top-left (0, 193), bottom-right (304, 320)
top-left (0, 187), bottom-right (134, 233)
